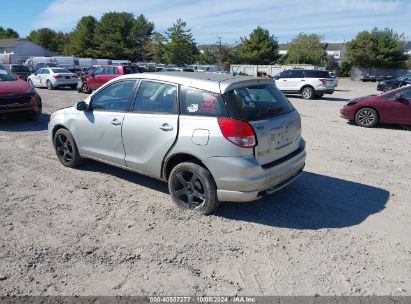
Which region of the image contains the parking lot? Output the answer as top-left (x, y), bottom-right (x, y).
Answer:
top-left (0, 78), bottom-right (410, 296)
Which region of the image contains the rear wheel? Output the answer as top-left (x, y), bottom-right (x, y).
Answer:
top-left (301, 87), bottom-right (314, 99)
top-left (355, 107), bottom-right (378, 128)
top-left (53, 128), bottom-right (84, 167)
top-left (168, 162), bottom-right (219, 215)
top-left (46, 80), bottom-right (54, 90)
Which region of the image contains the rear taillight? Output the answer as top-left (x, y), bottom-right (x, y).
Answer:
top-left (319, 78), bottom-right (327, 85)
top-left (53, 75), bottom-right (62, 79)
top-left (217, 117), bottom-right (257, 148)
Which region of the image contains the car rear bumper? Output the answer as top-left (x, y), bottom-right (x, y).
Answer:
top-left (203, 139), bottom-right (306, 202)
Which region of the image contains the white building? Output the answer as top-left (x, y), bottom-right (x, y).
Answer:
top-left (0, 38), bottom-right (55, 62)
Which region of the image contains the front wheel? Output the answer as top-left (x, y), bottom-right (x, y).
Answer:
top-left (53, 128), bottom-right (84, 167)
top-left (355, 107), bottom-right (378, 128)
top-left (168, 162), bottom-right (219, 215)
top-left (301, 87), bottom-right (314, 99)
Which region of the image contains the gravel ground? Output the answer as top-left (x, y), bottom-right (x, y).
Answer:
top-left (0, 78), bottom-right (410, 296)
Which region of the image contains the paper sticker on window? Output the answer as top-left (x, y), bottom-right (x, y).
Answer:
top-left (187, 104), bottom-right (199, 112)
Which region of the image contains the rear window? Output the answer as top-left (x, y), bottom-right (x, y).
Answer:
top-left (124, 66), bottom-right (142, 74)
top-left (223, 84), bottom-right (294, 121)
top-left (51, 68), bottom-right (71, 73)
top-left (304, 70), bottom-right (331, 78)
top-left (11, 65), bottom-right (30, 72)
top-left (180, 86), bottom-right (228, 117)
top-left (0, 69), bottom-right (16, 81)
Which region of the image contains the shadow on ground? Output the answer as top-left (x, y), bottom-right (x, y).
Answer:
top-left (76, 161), bottom-right (389, 229)
top-left (79, 160), bottom-right (168, 194)
top-left (287, 94), bottom-right (349, 102)
top-left (0, 113), bottom-right (50, 132)
top-left (215, 171), bottom-right (389, 229)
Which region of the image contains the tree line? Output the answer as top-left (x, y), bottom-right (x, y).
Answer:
top-left (1, 12), bottom-right (409, 72)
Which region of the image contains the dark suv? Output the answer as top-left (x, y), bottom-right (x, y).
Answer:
top-left (2, 64), bottom-right (31, 81)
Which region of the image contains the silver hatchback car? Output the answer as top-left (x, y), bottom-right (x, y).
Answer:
top-left (48, 73), bottom-right (306, 214)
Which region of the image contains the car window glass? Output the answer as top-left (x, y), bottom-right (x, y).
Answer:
top-left (180, 86), bottom-right (227, 117)
top-left (93, 67), bottom-right (104, 75)
top-left (133, 81), bottom-right (177, 114)
top-left (43, 69), bottom-right (50, 74)
top-left (279, 70), bottom-right (292, 78)
top-left (290, 70), bottom-right (304, 78)
top-left (90, 80), bottom-right (136, 112)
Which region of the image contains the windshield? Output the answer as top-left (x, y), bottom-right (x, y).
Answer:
top-left (223, 84), bottom-right (295, 121)
top-left (124, 66), bottom-right (141, 74)
top-left (0, 69), bottom-right (17, 81)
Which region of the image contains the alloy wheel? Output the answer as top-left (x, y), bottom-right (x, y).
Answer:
top-left (55, 133), bottom-right (74, 164)
top-left (171, 169), bottom-right (206, 209)
top-left (357, 110), bottom-right (375, 126)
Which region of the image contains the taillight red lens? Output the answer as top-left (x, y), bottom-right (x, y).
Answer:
top-left (319, 78), bottom-right (327, 85)
top-left (217, 117), bottom-right (257, 148)
top-left (53, 75), bottom-right (62, 79)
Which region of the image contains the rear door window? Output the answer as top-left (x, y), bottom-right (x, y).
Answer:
top-left (180, 86), bottom-right (227, 117)
top-left (289, 70), bottom-right (304, 78)
top-left (223, 84), bottom-right (295, 121)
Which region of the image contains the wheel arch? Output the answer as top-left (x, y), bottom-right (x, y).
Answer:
top-left (163, 153), bottom-right (210, 181)
top-left (300, 84), bottom-right (315, 93)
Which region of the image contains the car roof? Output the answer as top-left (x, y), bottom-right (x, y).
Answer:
top-left (114, 72), bottom-right (274, 94)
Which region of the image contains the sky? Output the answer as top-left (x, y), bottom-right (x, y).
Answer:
top-left (1, 0), bottom-right (411, 44)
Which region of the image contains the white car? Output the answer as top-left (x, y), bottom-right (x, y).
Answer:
top-left (273, 69), bottom-right (336, 99)
top-left (28, 67), bottom-right (78, 90)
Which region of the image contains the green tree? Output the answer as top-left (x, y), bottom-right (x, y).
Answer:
top-left (94, 12), bottom-right (135, 60)
top-left (131, 14), bottom-right (154, 62)
top-left (346, 27), bottom-right (407, 68)
top-left (164, 19), bottom-right (197, 65)
top-left (70, 16), bottom-right (98, 57)
top-left (27, 28), bottom-right (59, 52)
top-left (325, 55), bottom-right (338, 71)
top-left (336, 61), bottom-right (352, 77)
top-left (285, 33), bottom-right (326, 65)
top-left (0, 27), bottom-right (19, 38)
top-left (237, 27), bottom-right (279, 64)
top-left (147, 32), bottom-right (166, 63)
top-left (196, 48), bottom-right (216, 64)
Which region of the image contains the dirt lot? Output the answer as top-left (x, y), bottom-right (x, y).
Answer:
top-left (0, 78), bottom-right (410, 296)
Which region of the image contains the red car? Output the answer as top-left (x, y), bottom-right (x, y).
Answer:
top-left (340, 86), bottom-right (411, 127)
top-left (0, 68), bottom-right (42, 120)
top-left (80, 65), bottom-right (142, 93)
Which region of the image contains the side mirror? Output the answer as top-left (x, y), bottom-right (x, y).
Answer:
top-left (274, 75), bottom-right (280, 80)
top-left (76, 101), bottom-right (88, 111)
top-left (33, 72), bottom-right (37, 76)
top-left (395, 93), bottom-right (404, 101)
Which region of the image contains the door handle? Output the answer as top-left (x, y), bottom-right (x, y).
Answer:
top-left (301, 79), bottom-right (305, 81)
top-left (111, 118), bottom-right (121, 126)
top-left (159, 123), bottom-right (173, 131)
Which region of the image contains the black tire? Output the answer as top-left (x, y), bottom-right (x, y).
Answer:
top-left (81, 82), bottom-right (91, 94)
top-left (301, 86), bottom-right (314, 100)
top-left (53, 128), bottom-right (84, 168)
top-left (46, 80), bottom-right (54, 90)
top-left (383, 85), bottom-right (394, 92)
top-left (355, 107), bottom-right (379, 128)
top-left (168, 162), bottom-right (219, 215)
